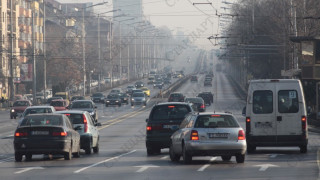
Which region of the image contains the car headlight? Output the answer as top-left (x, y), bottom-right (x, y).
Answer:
top-left (11, 109), bottom-right (15, 112)
top-left (131, 99), bottom-right (134, 101)
top-left (106, 101), bottom-right (110, 103)
top-left (115, 101), bottom-right (119, 102)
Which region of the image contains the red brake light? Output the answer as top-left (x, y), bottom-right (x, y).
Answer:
top-left (146, 126), bottom-right (152, 131)
top-left (53, 132), bottom-right (67, 136)
top-left (301, 116), bottom-right (307, 130)
top-left (301, 116), bottom-right (306, 122)
top-left (83, 115), bottom-right (88, 133)
top-left (65, 114), bottom-right (71, 116)
top-left (190, 130), bottom-right (199, 140)
top-left (246, 117), bottom-right (251, 123)
top-left (238, 130), bottom-right (245, 140)
top-left (15, 132), bottom-right (28, 137)
top-left (168, 106), bottom-right (175, 108)
top-left (200, 104), bottom-right (205, 109)
top-left (211, 115), bottom-right (221, 117)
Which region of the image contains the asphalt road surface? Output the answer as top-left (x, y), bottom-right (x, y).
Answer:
top-left (0, 70), bottom-right (319, 179)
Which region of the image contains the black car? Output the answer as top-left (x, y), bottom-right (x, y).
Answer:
top-left (68, 100), bottom-right (98, 122)
top-left (119, 93), bottom-right (129, 104)
top-left (105, 94), bottom-right (122, 107)
top-left (197, 92), bottom-right (213, 105)
top-left (91, 92), bottom-right (105, 103)
top-left (14, 114), bottom-right (81, 161)
top-left (185, 97), bottom-right (206, 112)
top-left (146, 102), bottom-right (193, 155)
top-left (153, 80), bottom-right (163, 89)
top-left (168, 93), bottom-right (185, 102)
top-left (135, 81), bottom-right (144, 89)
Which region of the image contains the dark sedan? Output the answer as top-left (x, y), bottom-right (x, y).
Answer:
top-left (105, 94), bottom-right (122, 107)
top-left (68, 100), bottom-right (98, 122)
top-left (14, 114), bottom-right (81, 161)
top-left (185, 97), bottom-right (206, 112)
top-left (91, 92), bottom-right (105, 103)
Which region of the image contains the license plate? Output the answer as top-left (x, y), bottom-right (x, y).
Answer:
top-left (31, 131), bottom-right (49, 135)
top-left (163, 125), bottom-right (179, 130)
top-left (208, 133), bottom-right (229, 138)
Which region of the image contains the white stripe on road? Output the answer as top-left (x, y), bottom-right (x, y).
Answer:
top-left (74, 150), bottom-right (136, 173)
top-left (160, 155), bottom-right (169, 160)
top-left (197, 157), bottom-right (217, 172)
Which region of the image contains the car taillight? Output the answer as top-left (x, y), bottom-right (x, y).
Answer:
top-left (15, 132), bottom-right (28, 137)
top-left (83, 115), bottom-right (88, 133)
top-left (238, 130), bottom-right (245, 140)
top-left (190, 130), bottom-right (199, 140)
top-left (53, 132), bottom-right (67, 136)
top-left (200, 104), bottom-right (205, 109)
top-left (246, 117), bottom-right (251, 136)
top-left (146, 126), bottom-right (152, 131)
top-left (301, 116), bottom-right (307, 130)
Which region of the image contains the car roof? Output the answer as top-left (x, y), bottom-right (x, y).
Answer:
top-left (25, 106), bottom-right (54, 109)
top-left (155, 102), bottom-right (190, 106)
top-left (55, 110), bottom-right (87, 114)
top-left (72, 100), bottom-right (94, 103)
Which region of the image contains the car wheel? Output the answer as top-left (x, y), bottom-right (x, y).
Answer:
top-left (126, 101), bottom-right (129, 105)
top-left (85, 140), bottom-right (92, 154)
top-left (15, 152), bottom-right (22, 162)
top-left (64, 148), bottom-right (72, 160)
top-left (221, 155), bottom-right (232, 161)
top-left (25, 153), bottom-right (32, 161)
top-left (235, 154), bottom-right (245, 163)
top-left (182, 145), bottom-right (192, 164)
top-left (147, 148), bottom-right (154, 155)
top-left (247, 145), bottom-right (256, 154)
top-left (169, 144), bottom-right (180, 162)
top-left (73, 143), bottom-right (80, 158)
top-left (144, 102), bottom-right (147, 106)
top-left (93, 141), bottom-right (99, 153)
top-left (300, 145), bottom-right (307, 153)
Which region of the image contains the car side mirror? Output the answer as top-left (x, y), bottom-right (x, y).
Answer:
top-left (74, 126), bottom-right (83, 130)
top-left (95, 123), bottom-right (102, 126)
top-left (146, 118), bottom-right (149, 122)
top-left (242, 106), bottom-right (246, 116)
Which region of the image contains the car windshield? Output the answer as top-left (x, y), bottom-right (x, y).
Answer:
top-left (194, 115), bottom-right (239, 128)
top-left (20, 115), bottom-right (63, 126)
top-left (13, 101), bottom-right (28, 106)
top-left (108, 94), bottom-right (119, 99)
top-left (151, 105), bottom-right (191, 120)
top-left (133, 93), bottom-right (144, 97)
top-left (71, 102), bottom-right (93, 108)
top-left (93, 93), bottom-right (103, 97)
top-left (171, 94), bottom-right (182, 97)
top-left (24, 108), bottom-right (52, 116)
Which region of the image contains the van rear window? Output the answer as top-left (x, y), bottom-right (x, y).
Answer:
top-left (151, 105), bottom-right (191, 121)
top-left (278, 90), bottom-right (299, 113)
top-left (253, 90), bottom-right (273, 114)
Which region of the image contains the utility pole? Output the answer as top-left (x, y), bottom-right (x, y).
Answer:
top-left (32, 12), bottom-right (37, 105)
top-left (98, 14), bottom-right (101, 91)
top-left (82, 9), bottom-right (86, 96)
top-left (9, 0), bottom-right (14, 101)
top-left (43, 1), bottom-right (47, 102)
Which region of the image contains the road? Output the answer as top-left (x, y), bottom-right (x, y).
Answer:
top-left (0, 62), bottom-right (319, 179)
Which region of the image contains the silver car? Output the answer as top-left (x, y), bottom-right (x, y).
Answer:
top-left (131, 92), bottom-right (147, 106)
top-left (169, 112), bottom-right (247, 164)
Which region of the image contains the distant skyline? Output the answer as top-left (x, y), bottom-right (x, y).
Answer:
top-left (56, 0), bottom-right (232, 50)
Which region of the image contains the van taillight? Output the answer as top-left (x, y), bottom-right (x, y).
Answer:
top-left (83, 115), bottom-right (88, 133)
top-left (238, 130), bottom-right (245, 140)
top-left (246, 117), bottom-right (251, 123)
top-left (246, 117), bottom-right (251, 136)
top-left (301, 116), bottom-right (307, 130)
top-left (190, 130), bottom-right (199, 140)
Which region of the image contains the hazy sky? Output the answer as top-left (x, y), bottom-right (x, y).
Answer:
top-left (56, 0), bottom-right (230, 50)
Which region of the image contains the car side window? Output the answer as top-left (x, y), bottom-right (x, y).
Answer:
top-left (64, 116), bottom-right (73, 129)
top-left (186, 116), bottom-right (196, 128)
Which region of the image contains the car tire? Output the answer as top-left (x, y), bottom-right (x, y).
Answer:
top-left (25, 153), bottom-right (32, 161)
top-left (182, 145), bottom-right (192, 164)
top-left (126, 101), bottom-right (129, 105)
top-left (64, 148), bottom-right (72, 160)
top-left (147, 148), bottom-right (154, 155)
top-left (247, 144), bottom-right (256, 154)
top-left (235, 154), bottom-right (245, 163)
top-left (169, 144), bottom-right (180, 162)
top-left (144, 102), bottom-right (147, 106)
top-left (15, 152), bottom-right (22, 162)
top-left (85, 140), bottom-right (92, 154)
top-left (221, 156), bottom-right (232, 161)
top-left (93, 141), bottom-right (99, 153)
top-left (300, 145), bottom-right (307, 153)
top-left (73, 144), bottom-right (80, 158)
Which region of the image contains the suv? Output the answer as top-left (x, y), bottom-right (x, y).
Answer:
top-left (197, 92), bottom-right (214, 105)
top-left (91, 92), bottom-right (105, 103)
top-left (131, 92), bottom-right (147, 106)
top-left (190, 75), bottom-right (198, 82)
top-left (168, 93), bottom-right (185, 102)
top-left (56, 110), bottom-right (101, 154)
top-left (146, 102), bottom-right (193, 155)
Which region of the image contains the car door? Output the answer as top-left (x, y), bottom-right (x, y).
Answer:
top-left (171, 115), bottom-right (191, 153)
top-left (88, 114), bottom-right (99, 146)
top-left (276, 83), bottom-right (302, 142)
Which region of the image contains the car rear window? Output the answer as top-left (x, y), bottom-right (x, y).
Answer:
top-left (171, 94), bottom-right (182, 97)
top-left (24, 108), bottom-right (52, 116)
top-left (20, 116), bottom-right (63, 126)
top-left (151, 105), bottom-right (191, 121)
top-left (133, 93), bottom-right (144, 97)
top-left (51, 101), bottom-right (64, 107)
top-left (194, 115), bottom-right (239, 128)
top-left (71, 102), bottom-right (93, 108)
top-left (66, 114), bottom-right (84, 124)
top-left (13, 101), bottom-right (29, 106)
top-left (186, 98), bottom-right (203, 103)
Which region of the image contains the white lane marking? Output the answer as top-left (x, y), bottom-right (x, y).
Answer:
top-left (197, 157), bottom-right (217, 172)
top-left (160, 155), bottom-right (169, 160)
top-left (254, 164), bottom-right (279, 171)
top-left (15, 167), bottom-right (44, 174)
top-left (269, 154), bottom-right (284, 158)
top-left (134, 165), bottom-right (159, 173)
top-left (74, 150), bottom-right (136, 173)
top-left (0, 157), bottom-right (14, 163)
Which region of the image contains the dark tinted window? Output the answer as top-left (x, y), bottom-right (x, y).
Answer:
top-left (66, 114), bottom-right (84, 124)
top-left (133, 93), bottom-right (144, 97)
top-left (194, 115), bottom-right (239, 128)
top-left (107, 94), bottom-right (119, 99)
top-left (185, 98), bottom-right (203, 103)
top-left (24, 108), bottom-right (52, 116)
top-left (71, 102), bottom-right (93, 108)
top-left (170, 94), bottom-right (182, 97)
top-left (21, 115), bottom-right (63, 126)
top-left (13, 101), bottom-right (29, 106)
top-left (50, 101), bottom-right (64, 107)
top-left (151, 105), bottom-right (191, 121)
top-left (253, 90), bottom-right (273, 114)
top-left (278, 90), bottom-right (299, 113)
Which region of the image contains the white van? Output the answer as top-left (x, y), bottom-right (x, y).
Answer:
top-left (244, 79), bottom-right (308, 153)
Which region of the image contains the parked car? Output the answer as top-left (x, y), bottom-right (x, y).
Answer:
top-left (168, 92), bottom-right (185, 102)
top-left (131, 92), bottom-right (147, 106)
top-left (91, 92), bottom-right (105, 103)
top-left (169, 112), bottom-right (246, 164)
top-left (50, 99), bottom-right (69, 111)
top-left (68, 100), bottom-right (98, 122)
top-left (10, 100), bottom-right (32, 119)
top-left (14, 114), bottom-right (81, 161)
top-left (105, 94), bottom-right (122, 107)
top-left (185, 97), bottom-right (206, 112)
top-left (56, 110), bottom-right (101, 154)
top-left (146, 102), bottom-right (193, 155)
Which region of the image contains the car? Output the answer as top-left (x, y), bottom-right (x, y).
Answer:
top-left (185, 97), bottom-right (206, 112)
top-left (190, 75), bottom-right (198, 82)
top-left (244, 79), bottom-right (308, 153)
top-left (71, 96), bottom-right (85, 102)
top-left (135, 81), bottom-right (144, 89)
top-left (153, 80), bottom-right (163, 89)
top-left (13, 114), bottom-right (81, 161)
top-left (146, 102), bottom-right (193, 155)
top-left (130, 89), bottom-right (143, 96)
top-left (204, 79), bottom-right (212, 86)
top-left (10, 100), bottom-right (32, 119)
top-left (50, 99), bottom-right (69, 111)
top-left (54, 92), bottom-right (70, 105)
top-left (202, 92), bottom-right (214, 103)
top-left (131, 92), bottom-right (147, 106)
top-left (141, 87), bottom-right (151, 97)
top-left (168, 93), bottom-right (185, 102)
top-left (169, 112), bottom-right (246, 164)
top-left (105, 94), bottom-right (122, 107)
top-left (110, 88), bottom-right (122, 94)
top-left (68, 100), bottom-right (98, 122)
top-left (163, 78), bottom-right (171, 84)
top-left (56, 110), bottom-right (101, 154)
top-left (147, 77), bottom-right (155, 85)
top-left (91, 92), bottom-right (105, 103)
top-left (47, 97), bottom-right (63, 104)
top-left (23, 94), bottom-right (33, 102)
top-left (22, 106), bottom-right (56, 119)
top-left (119, 93), bottom-right (129, 104)
top-left (197, 92), bottom-right (213, 105)
top-left (126, 85), bottom-right (136, 94)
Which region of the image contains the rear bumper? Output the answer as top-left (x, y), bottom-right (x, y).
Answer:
top-left (14, 139), bottom-right (70, 155)
top-left (186, 140), bottom-right (247, 156)
top-left (146, 137), bottom-right (171, 149)
top-left (247, 135), bottom-right (308, 147)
